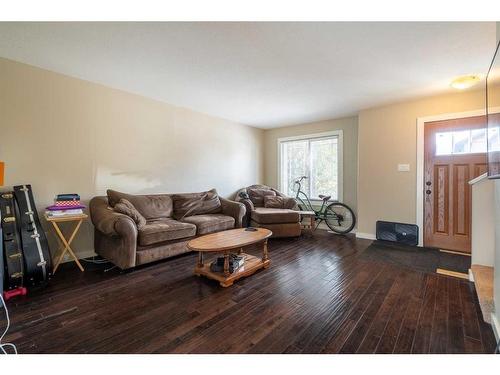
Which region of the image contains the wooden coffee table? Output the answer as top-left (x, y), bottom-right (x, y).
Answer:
top-left (187, 228), bottom-right (272, 287)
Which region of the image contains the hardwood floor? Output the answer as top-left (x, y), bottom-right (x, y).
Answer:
top-left (3, 231), bottom-right (497, 353)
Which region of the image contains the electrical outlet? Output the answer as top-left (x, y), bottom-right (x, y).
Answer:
top-left (398, 164), bottom-right (410, 172)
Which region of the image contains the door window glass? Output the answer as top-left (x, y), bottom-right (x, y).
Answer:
top-left (435, 129), bottom-right (487, 155)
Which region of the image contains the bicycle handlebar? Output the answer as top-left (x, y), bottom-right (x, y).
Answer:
top-left (294, 176), bottom-right (308, 184)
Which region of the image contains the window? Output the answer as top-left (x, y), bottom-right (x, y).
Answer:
top-left (278, 131), bottom-right (342, 200)
top-left (435, 128), bottom-right (489, 155)
top-left (488, 126), bottom-right (500, 152)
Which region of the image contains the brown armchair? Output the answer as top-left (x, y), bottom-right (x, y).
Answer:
top-left (234, 184), bottom-right (301, 238)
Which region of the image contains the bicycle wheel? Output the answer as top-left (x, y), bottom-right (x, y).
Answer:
top-left (324, 202), bottom-right (356, 234)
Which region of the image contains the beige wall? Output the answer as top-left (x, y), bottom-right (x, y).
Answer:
top-left (357, 89), bottom-right (488, 236)
top-left (0, 58), bottom-right (264, 259)
top-left (263, 116), bottom-right (358, 213)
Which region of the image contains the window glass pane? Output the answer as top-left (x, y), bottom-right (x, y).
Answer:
top-left (452, 130), bottom-right (471, 154)
top-left (470, 129), bottom-right (487, 153)
top-left (280, 135), bottom-right (339, 201)
top-left (281, 140), bottom-right (309, 197)
top-left (436, 129), bottom-right (488, 155)
top-left (488, 126), bottom-right (500, 152)
top-left (310, 138), bottom-right (338, 200)
top-left (435, 132), bottom-right (452, 155)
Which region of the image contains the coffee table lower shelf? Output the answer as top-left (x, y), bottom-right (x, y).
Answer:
top-left (194, 253), bottom-right (270, 287)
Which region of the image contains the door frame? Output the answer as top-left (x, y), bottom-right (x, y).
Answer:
top-left (416, 107), bottom-right (500, 246)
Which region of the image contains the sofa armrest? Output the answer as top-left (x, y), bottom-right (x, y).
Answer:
top-left (238, 198), bottom-right (254, 212)
top-left (89, 197), bottom-right (138, 269)
top-left (90, 197), bottom-right (138, 236)
top-left (220, 197), bottom-right (246, 228)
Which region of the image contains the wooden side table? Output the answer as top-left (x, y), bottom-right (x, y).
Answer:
top-left (298, 210), bottom-right (316, 235)
top-left (45, 213), bottom-right (88, 273)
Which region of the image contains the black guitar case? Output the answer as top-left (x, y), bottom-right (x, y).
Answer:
top-left (0, 192), bottom-right (24, 290)
top-left (13, 185), bottom-right (52, 286)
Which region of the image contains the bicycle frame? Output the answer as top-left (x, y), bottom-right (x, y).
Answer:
top-left (294, 178), bottom-right (335, 230)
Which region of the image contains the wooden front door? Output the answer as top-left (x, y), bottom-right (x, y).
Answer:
top-left (424, 116), bottom-right (487, 253)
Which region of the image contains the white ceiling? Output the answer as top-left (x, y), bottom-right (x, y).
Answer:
top-left (0, 22), bottom-right (496, 128)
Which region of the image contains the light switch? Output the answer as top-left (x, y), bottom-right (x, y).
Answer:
top-left (398, 164), bottom-right (410, 172)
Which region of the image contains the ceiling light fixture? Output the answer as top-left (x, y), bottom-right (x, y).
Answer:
top-left (450, 75), bottom-right (481, 90)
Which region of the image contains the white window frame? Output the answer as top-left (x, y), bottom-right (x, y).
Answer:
top-left (277, 130), bottom-right (343, 202)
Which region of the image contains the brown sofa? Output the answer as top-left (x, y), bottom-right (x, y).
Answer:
top-left (234, 184), bottom-right (301, 238)
top-left (89, 189), bottom-right (245, 270)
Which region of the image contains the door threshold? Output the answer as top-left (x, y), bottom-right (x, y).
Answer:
top-left (436, 268), bottom-right (469, 280)
top-left (438, 248), bottom-right (471, 257)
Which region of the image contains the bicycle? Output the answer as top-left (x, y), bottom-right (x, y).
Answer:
top-left (294, 176), bottom-right (356, 234)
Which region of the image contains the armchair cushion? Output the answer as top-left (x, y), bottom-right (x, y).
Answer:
top-left (263, 195), bottom-right (286, 209)
top-left (251, 207), bottom-right (300, 224)
top-left (114, 199), bottom-right (147, 228)
top-left (283, 197), bottom-right (299, 210)
top-left (247, 188), bottom-right (276, 207)
top-left (138, 218), bottom-right (196, 246)
top-left (181, 214), bottom-right (235, 235)
top-left (172, 188), bottom-right (221, 219)
top-left (107, 189), bottom-right (173, 219)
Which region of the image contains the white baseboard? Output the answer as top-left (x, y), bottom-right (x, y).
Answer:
top-left (355, 232), bottom-right (376, 240)
top-left (468, 268), bottom-right (474, 282)
top-left (318, 224), bottom-right (358, 236)
top-left (491, 312), bottom-right (500, 342)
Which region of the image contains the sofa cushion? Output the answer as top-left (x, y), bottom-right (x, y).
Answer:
top-left (172, 188), bottom-right (221, 219)
top-left (247, 188), bottom-right (276, 207)
top-left (136, 238), bottom-right (192, 265)
top-left (263, 195), bottom-right (286, 209)
top-left (181, 214), bottom-right (235, 235)
top-left (113, 198), bottom-right (147, 228)
top-left (251, 207), bottom-right (300, 224)
top-left (138, 218), bottom-right (196, 246)
top-left (107, 189), bottom-right (173, 219)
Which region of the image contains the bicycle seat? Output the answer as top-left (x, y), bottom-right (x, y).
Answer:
top-left (318, 194), bottom-right (331, 201)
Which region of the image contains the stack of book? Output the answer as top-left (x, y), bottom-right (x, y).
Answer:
top-left (210, 254), bottom-right (245, 274)
top-left (46, 194), bottom-right (86, 217)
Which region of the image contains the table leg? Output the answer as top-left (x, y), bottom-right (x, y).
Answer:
top-left (51, 220), bottom-right (85, 273)
top-left (52, 223), bottom-right (68, 273)
top-left (262, 239), bottom-right (269, 262)
top-left (308, 216), bottom-right (314, 234)
top-left (223, 252), bottom-right (230, 277)
top-left (197, 251), bottom-right (204, 268)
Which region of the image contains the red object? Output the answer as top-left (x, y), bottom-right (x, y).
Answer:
top-left (0, 161), bottom-right (4, 186)
top-left (3, 287), bottom-right (27, 301)
top-left (55, 200), bottom-right (81, 207)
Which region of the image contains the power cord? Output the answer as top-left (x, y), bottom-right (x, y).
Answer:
top-left (0, 293), bottom-right (18, 354)
top-left (80, 258), bottom-right (109, 264)
top-left (80, 255), bottom-right (110, 264)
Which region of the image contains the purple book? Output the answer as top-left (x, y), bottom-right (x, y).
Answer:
top-left (46, 204), bottom-right (86, 211)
